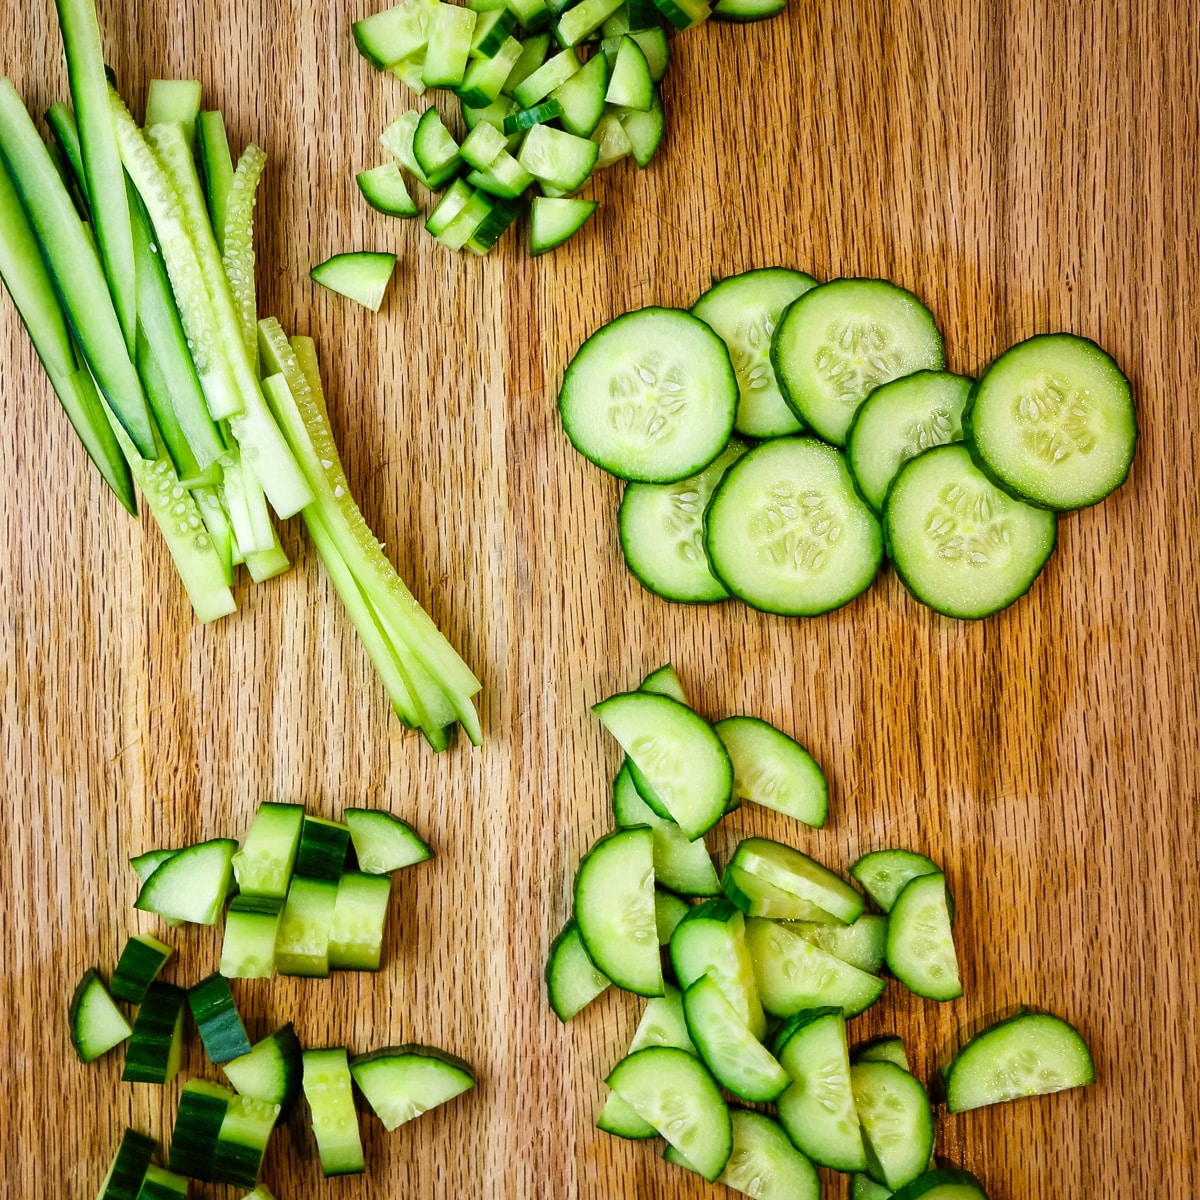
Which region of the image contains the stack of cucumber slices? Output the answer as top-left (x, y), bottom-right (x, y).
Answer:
top-left (560, 270), bottom-right (1139, 619)
top-left (546, 665), bottom-right (1095, 1197)
top-left (72, 802), bottom-right (477, 1194)
top-left (346, 0), bottom-right (784, 262)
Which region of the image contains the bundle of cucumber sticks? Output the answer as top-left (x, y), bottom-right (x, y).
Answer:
top-left (0, 0), bottom-right (480, 749)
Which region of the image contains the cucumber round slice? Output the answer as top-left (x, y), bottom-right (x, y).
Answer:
top-left (560, 307), bottom-right (738, 483)
top-left (574, 827), bottom-right (663, 996)
top-left (715, 716), bottom-right (828, 826)
top-left (355, 163), bottom-right (418, 217)
top-left (606, 1047), bottom-right (732, 1182)
top-left (349, 1045), bottom-right (476, 1131)
top-left (772, 279), bottom-right (946, 446)
top-left (884, 445), bottom-right (1057, 620)
top-left (890, 1168), bottom-right (991, 1200)
top-left (964, 333), bottom-right (1137, 510)
top-left (705, 438), bottom-right (883, 616)
top-left (692, 268), bottom-right (819, 438)
top-left (851, 1061), bottom-right (934, 1191)
top-left (885, 872), bottom-right (961, 1001)
top-left (944, 1011), bottom-right (1094, 1113)
top-left (309, 252), bottom-right (396, 313)
top-left (731, 837), bottom-right (864, 923)
top-left (851, 848), bottom-right (942, 913)
top-left (847, 370), bottom-right (974, 510)
top-left (619, 439), bottom-right (747, 603)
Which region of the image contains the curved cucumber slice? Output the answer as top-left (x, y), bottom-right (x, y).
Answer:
top-left (310, 252), bottom-right (396, 312)
top-left (344, 808), bottom-right (432, 873)
top-left (851, 848), bottom-right (942, 913)
top-left (788, 913), bottom-right (888, 974)
top-left (683, 975), bottom-right (789, 1102)
top-left (965, 333), bottom-right (1136, 510)
top-left (639, 663), bottom-right (689, 704)
top-left (606, 1047), bottom-right (732, 1182)
top-left (713, 0), bottom-right (788, 19)
top-left (134, 839), bottom-right (237, 925)
top-left (851, 1061), bottom-right (934, 1191)
top-left (705, 437), bottom-right (883, 616)
top-left (692, 268), bottom-right (819, 438)
top-left (731, 838), bottom-right (863, 923)
top-left (356, 163), bottom-right (418, 216)
top-left (715, 716), bottom-right (828, 826)
top-left (530, 196), bottom-right (597, 255)
top-left (854, 1034), bottom-right (910, 1071)
top-left (944, 1011), bottom-right (1094, 1113)
top-left (618, 439), bottom-right (747, 603)
top-left (771, 278), bottom-right (945, 446)
top-left (723, 862), bottom-right (840, 923)
top-left (890, 1168), bottom-right (991, 1200)
top-left (68, 969), bottom-right (132, 1063)
top-left (350, 1044), bottom-right (476, 1130)
top-left (847, 370), bottom-right (974, 511)
top-left (593, 691), bottom-right (732, 840)
top-left (884, 445), bottom-right (1057, 620)
top-left (574, 827), bottom-right (663, 996)
top-left (774, 1007), bottom-right (866, 1172)
top-left (545, 920), bottom-right (611, 1020)
top-left (886, 872), bottom-right (961, 1000)
top-left (560, 307), bottom-right (738, 483)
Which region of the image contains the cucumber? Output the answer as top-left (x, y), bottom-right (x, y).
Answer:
top-left (692, 267), bottom-right (819, 438)
top-left (964, 333), bottom-right (1137, 510)
top-left (639, 663), bottom-right (689, 704)
top-left (468, 151), bottom-right (534, 199)
top-left (222, 1023), bottom-right (303, 1112)
top-left (122, 983), bottom-right (186, 1085)
top-left (211, 1093), bottom-right (279, 1189)
top-left (556, 0), bottom-right (626, 45)
top-left (503, 98), bottom-right (565, 133)
top-left (344, 808), bottom-right (432, 873)
top-left (715, 716), bottom-right (828, 826)
top-left (606, 36), bottom-right (654, 110)
top-left (771, 278), bottom-right (946, 446)
top-left (618, 89), bottom-right (665, 167)
top-left (618, 439), bottom-right (747, 604)
top-left (593, 691), bottom-right (732, 840)
top-left (546, 919), bottom-right (612, 1020)
top-left (713, 0), bottom-right (787, 19)
top-left (110, 933), bottom-right (174, 1004)
top-left (351, 1044), bottom-right (476, 1130)
top-left (655, 889), bottom-right (690, 944)
top-left (295, 815), bottom-right (352, 880)
top-left (730, 837), bottom-right (864, 923)
top-left (890, 1169), bottom-right (990, 1200)
top-left (746, 917), bottom-right (886, 1017)
top-left (220, 896), bottom-right (284, 978)
top-left (704, 437), bottom-right (884, 616)
top-left (723, 862), bottom-right (841, 922)
top-left (310, 251), bottom-right (396, 312)
top-left (530, 196), bottom-right (597, 254)
top-left (884, 445), bottom-right (1058, 620)
top-left (846, 370), bottom-right (973, 511)
top-left (944, 1011), bottom-right (1094, 1112)
top-left (591, 112), bottom-right (632, 168)
top-left (356, 162), bottom-right (418, 216)
top-left (275, 875), bottom-right (340, 977)
top-left (302, 1048), bottom-right (365, 1176)
top-left (460, 121), bottom-right (508, 170)
top-left (606, 1047), bottom-right (732, 1181)
top-left (189, 973), bottom-right (252, 1064)
top-left (471, 7), bottom-right (518, 54)
top-left (459, 37), bottom-right (526, 107)
top-left (851, 1061), bottom-right (935, 1190)
top-left (788, 913), bottom-right (888, 974)
top-left (232, 801), bottom-right (304, 898)
top-left (97, 1129), bottom-right (156, 1200)
top-left (169, 1079), bottom-right (232, 1179)
top-left (413, 107), bottom-right (464, 185)
top-left (560, 307), bottom-right (738, 483)
top-left (135, 1166), bottom-right (188, 1199)
top-left (353, 0), bottom-right (437, 67)
top-left (854, 1034), bottom-right (910, 1070)
top-left (423, 2), bottom-right (477, 87)
top-left (134, 839), bottom-right (237, 925)
top-left (850, 849), bottom-right (942, 913)
top-left (68, 969), bottom-right (131, 1063)
top-left (885, 872), bottom-right (962, 1001)
top-left (516, 123), bottom-right (599, 191)
top-left (573, 827), bottom-right (663, 996)
top-left (512, 48), bottom-right (581, 107)
top-left (328, 871), bottom-right (393, 970)
top-left (774, 1007), bottom-right (866, 1171)
top-left (551, 52), bottom-right (609, 137)
top-left (853, 1173), bottom-right (896, 1199)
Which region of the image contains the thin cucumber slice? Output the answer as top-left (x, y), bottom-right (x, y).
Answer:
top-left (97, 1129), bottom-right (156, 1200)
top-left (611, 764), bottom-right (721, 896)
top-left (715, 716), bottom-right (828, 826)
top-left (110, 933), bottom-right (174, 1004)
top-left (552, 52), bottom-right (609, 137)
top-left (851, 849), bottom-right (942, 913)
top-left (219, 896), bottom-right (284, 979)
top-left (787, 913), bottom-right (889, 974)
top-left (847, 371), bottom-right (973, 511)
top-left (713, 0), bottom-right (787, 19)
top-left (607, 1047), bottom-right (732, 1181)
top-left (556, 0), bottom-right (625, 45)
top-left (189, 973), bottom-right (252, 1064)
top-left (890, 1169), bottom-right (990, 1200)
top-left (656, 889), bottom-right (690, 944)
top-left (530, 196), bottom-right (597, 254)
top-left (512, 48), bottom-right (581, 108)
top-left (197, 110), bottom-right (234, 245)
top-left (351, 1045), bottom-right (476, 1130)
top-left (692, 268), bottom-right (819, 438)
top-left (573, 827), bottom-right (663, 996)
top-left (353, 0), bottom-right (437, 67)
top-left (593, 691), bottom-right (733, 840)
top-left (944, 1011), bottom-right (1094, 1113)
top-left (606, 37), bottom-right (654, 110)
top-left (772, 279), bottom-right (946, 446)
top-left (356, 162), bottom-right (418, 216)
top-left (302, 1048), bottom-right (365, 1176)
top-left (222, 1023), bottom-right (303, 1112)
top-left (669, 900), bottom-right (766, 1040)
top-left (597, 1095), bottom-right (658, 1139)
top-left (964, 333), bottom-right (1137, 510)
top-left (775, 1007), bottom-right (866, 1172)
top-left (885, 445), bottom-right (1057, 619)
top-left (310, 252), bottom-right (396, 312)
top-left (232, 801), bottom-right (304, 898)
top-left (295, 815), bottom-right (352, 880)
top-left (618, 89), bottom-right (665, 167)
top-left (627, 757), bottom-right (673, 821)
top-left (705, 437), bottom-right (883, 615)
top-left (426, 178), bottom-right (473, 237)
top-left (852, 1061), bottom-right (934, 1190)
top-left (344, 808), bottom-right (432, 873)
top-left (747, 917), bottom-right (886, 1017)
top-left (122, 982), bottom-right (186, 1085)
top-left (423, 3), bottom-right (477, 87)
top-left (328, 871), bottom-right (392, 970)
top-left (683, 975), bottom-right (789, 1102)
top-left (546, 919), bottom-right (611, 1020)
top-left (134, 839), bottom-right (237, 925)
top-left (618, 440), bottom-right (747, 603)
top-left (516, 123), bottom-right (599, 191)
top-left (854, 1034), bottom-right (910, 1070)
top-left (413, 107), bottom-right (463, 186)
top-left (276, 875), bottom-right (339, 977)
top-left (723, 862), bottom-right (841, 922)
top-left (381, 111), bottom-right (433, 187)
top-left (886, 872), bottom-right (961, 1000)
top-left (731, 837), bottom-right (864, 924)
top-left (68, 969), bottom-right (131, 1062)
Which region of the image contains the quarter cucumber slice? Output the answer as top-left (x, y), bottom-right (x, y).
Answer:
top-left (546, 919), bottom-right (612, 1020)
top-left (606, 1047), bottom-right (732, 1182)
top-left (890, 1169), bottom-right (990, 1200)
top-left (715, 716), bottom-right (828, 826)
top-left (606, 36), bottom-right (654, 110)
top-left (134, 839), bottom-right (237, 925)
top-left (885, 872), bottom-right (961, 1001)
top-left (705, 437), bottom-right (883, 616)
top-left (854, 1034), bottom-right (910, 1070)
top-left (560, 307), bottom-right (738, 483)
top-left (356, 162), bottom-right (418, 216)
top-left (530, 196), bottom-right (597, 254)
top-left (122, 983), bottom-right (186, 1084)
top-left (964, 333), bottom-right (1137, 510)
top-left (222, 1023), bottom-right (303, 1112)
top-left (353, 0), bottom-right (437, 67)
top-left (851, 1061), bottom-right (935, 1191)
top-left (850, 849), bottom-right (942, 913)
top-left (853, 1172), bottom-right (896, 1199)
top-left (884, 445), bottom-right (1057, 620)
top-left (723, 862), bottom-right (841, 922)
top-left (944, 1011), bottom-right (1094, 1113)
top-left (69, 969), bottom-right (132, 1063)
top-left (731, 837), bottom-right (864, 923)
top-left (350, 1045), bottom-right (476, 1130)
top-left (310, 252), bottom-right (396, 312)
top-left (551, 52), bottom-right (609, 137)
top-left (516, 123), bottom-right (598, 191)
top-left (232, 802), bottom-right (304, 899)
top-left (344, 808), bottom-right (432, 873)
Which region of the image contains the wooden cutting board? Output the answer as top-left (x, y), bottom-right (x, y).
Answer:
top-left (1, 0), bottom-right (1196, 1196)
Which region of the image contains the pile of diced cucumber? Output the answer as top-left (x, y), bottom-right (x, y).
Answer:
top-left (71, 802), bottom-right (477, 1194)
top-left (345, 0), bottom-right (785, 264)
top-left (0, 0), bottom-right (481, 750)
top-left (559, 270), bottom-right (1139, 619)
top-left (546, 664), bottom-right (1096, 1197)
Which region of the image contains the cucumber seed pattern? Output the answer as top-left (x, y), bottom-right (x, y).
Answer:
top-left (149, 457), bottom-right (213, 549)
top-left (902, 407), bottom-right (956, 459)
top-left (730, 313), bottom-right (779, 397)
top-left (657, 485), bottom-right (708, 568)
top-left (1012, 375), bottom-right (1098, 465)
top-left (608, 352), bottom-right (689, 443)
top-left (748, 481), bottom-right (842, 576)
top-left (992, 1047), bottom-right (1069, 1099)
top-left (816, 319), bottom-right (905, 407)
top-left (630, 735), bottom-right (686, 805)
top-left (622, 865), bottom-right (657, 945)
top-left (925, 480), bottom-right (1012, 568)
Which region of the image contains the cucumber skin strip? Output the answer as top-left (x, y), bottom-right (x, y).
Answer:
top-left (197, 112), bottom-right (234, 254)
top-left (221, 145), bottom-right (267, 374)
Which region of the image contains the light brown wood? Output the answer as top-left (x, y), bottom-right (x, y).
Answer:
top-left (1, 0), bottom-right (1197, 1195)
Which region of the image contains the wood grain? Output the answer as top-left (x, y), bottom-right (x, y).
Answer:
top-left (1, 0), bottom-right (1197, 1196)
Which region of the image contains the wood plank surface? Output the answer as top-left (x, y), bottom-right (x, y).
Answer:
top-left (1, 0), bottom-right (1197, 1196)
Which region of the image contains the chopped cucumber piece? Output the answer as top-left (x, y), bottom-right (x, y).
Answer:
top-left (344, 808), bottom-right (432, 873)
top-left (276, 875), bottom-right (339, 977)
top-left (197, 110), bottom-right (234, 244)
top-left (503, 98), bottom-right (565, 133)
top-left (546, 919), bottom-right (611, 1020)
top-left (212, 1093), bottom-right (279, 1189)
top-left (731, 837), bottom-right (863, 923)
top-left (723, 862), bottom-right (840, 922)
top-left (852, 1061), bottom-right (934, 1190)
top-left (295, 815), bottom-right (352, 880)
top-left (472, 6), bottom-right (518, 53)
top-left (221, 142), bottom-right (268, 371)
top-left (851, 849), bottom-right (942, 913)
top-left (639, 663), bottom-right (689, 704)
top-left (517, 123), bottom-right (599, 191)
top-left (465, 192), bottom-right (522, 253)
top-left (302, 1048), bottom-right (365, 1176)
top-left (855, 1034), bottom-right (910, 1070)
top-left (467, 150), bottom-right (534, 199)
top-left (606, 36), bottom-right (654, 110)
top-left (356, 162), bottom-right (419, 216)
top-left (853, 1173), bottom-right (896, 1199)
top-left (617, 88), bottom-right (665, 166)
top-left (413, 106), bottom-right (463, 186)
top-left (460, 36), bottom-right (526, 106)
top-left (460, 120), bottom-right (509, 170)
top-left (233, 801), bottom-right (305, 898)
top-left (655, 889), bottom-right (690, 944)
top-left (222, 1023), bottom-right (303, 1112)
top-left (504, 0), bottom-right (553, 29)
top-left (886, 872), bottom-right (962, 1000)
top-left (890, 1169), bottom-right (990, 1200)
top-left (713, 0), bottom-right (786, 19)
top-left (328, 871), bottom-right (392, 970)
top-left (556, 0), bottom-right (625, 44)
top-left (653, 0), bottom-right (711, 28)
top-left (351, 1044), bottom-right (477, 1130)
top-left (513, 48), bottom-right (581, 107)
top-left (122, 982), bottom-right (186, 1085)
top-left (310, 251), bottom-right (396, 312)
top-left (502, 33), bottom-right (552, 93)
top-left (219, 895), bottom-right (284, 979)
top-left (189, 972), bottom-right (252, 1064)
top-left (530, 195), bottom-right (597, 254)
top-left (353, 0), bottom-right (437, 67)
top-left (168, 1079), bottom-right (232, 1180)
top-left (110, 933), bottom-right (174, 1004)
top-left (552, 52), bottom-right (609, 136)
top-left (789, 913), bottom-right (889, 974)
top-left (591, 112), bottom-right (633, 167)
top-left (68, 969), bottom-right (131, 1062)
top-left (134, 839), bottom-right (237, 925)
top-left (135, 1165), bottom-right (188, 1199)
top-left (381, 110), bottom-right (433, 186)
top-left (97, 1129), bottom-right (156, 1200)
top-left (423, 2), bottom-right (478, 86)
top-left (715, 717), bottom-right (828, 826)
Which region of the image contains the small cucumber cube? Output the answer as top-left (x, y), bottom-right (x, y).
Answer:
top-left (517, 124), bottom-right (600, 193)
top-left (606, 36), bottom-right (654, 111)
top-left (460, 120), bottom-right (509, 169)
top-left (97, 1129), bottom-right (156, 1200)
top-left (381, 111), bottom-right (433, 186)
top-left (391, 53), bottom-right (429, 95)
top-left (122, 982), bottom-right (187, 1084)
top-left (275, 875), bottom-right (340, 976)
top-left (436, 189), bottom-right (495, 251)
top-left (351, 1045), bottom-right (477, 1131)
top-left (295, 815), bottom-right (352, 881)
top-left (591, 112), bottom-right (633, 167)
top-left (426, 178), bottom-right (475, 237)
top-left (412, 108), bottom-right (462, 188)
top-left (458, 37), bottom-right (525, 107)
top-left (232, 801), bottom-right (304, 899)
top-left (465, 194), bottom-right (522, 254)
top-left (220, 896), bottom-right (284, 979)
top-left (69, 969), bottom-right (132, 1063)
top-left (302, 1048), bottom-right (365, 1177)
top-left (471, 6), bottom-right (518, 55)
top-left (328, 871), bottom-right (392, 970)
top-left (356, 162), bottom-right (419, 217)
top-left (222, 1022), bottom-right (303, 1112)
top-left (189, 972), bottom-right (252, 1064)
top-left (467, 151), bottom-right (535, 199)
top-left (423, 3), bottom-right (478, 87)
top-left (555, 0), bottom-right (625, 45)
top-left (503, 0), bottom-right (553, 29)
top-left (353, 0), bottom-right (437, 68)
top-left (619, 89), bottom-right (665, 167)
top-left (512, 48), bottom-right (581, 108)
top-left (110, 933), bottom-right (175, 1004)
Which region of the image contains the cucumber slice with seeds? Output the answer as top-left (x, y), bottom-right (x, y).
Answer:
top-left (851, 849), bottom-right (942, 913)
top-left (854, 1034), bottom-right (910, 1070)
top-left (276, 875), bottom-right (339, 977)
top-left (851, 1061), bottom-right (934, 1190)
top-left (723, 862), bottom-right (841, 922)
top-left (310, 252), bottom-right (396, 312)
top-left (885, 872), bottom-right (961, 1000)
top-left (302, 1048), bottom-right (365, 1176)
top-left (423, 3), bottom-right (478, 87)
top-left (350, 1045), bottom-right (476, 1131)
top-left (222, 1023), bottom-right (303, 1112)
top-left (787, 913), bottom-right (888, 974)
top-left (232, 802), bottom-right (304, 899)
top-left (715, 716), bottom-right (828, 826)
top-left (123, 982), bottom-right (186, 1085)
top-left (69, 969), bottom-right (131, 1063)
top-left (328, 871), bottom-right (392, 970)
top-left (731, 837), bottom-right (864, 923)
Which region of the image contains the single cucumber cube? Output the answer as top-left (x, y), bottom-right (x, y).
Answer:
top-left (223, 1022), bottom-right (304, 1113)
top-left (68, 969), bottom-right (131, 1063)
top-left (212, 1093), bottom-right (280, 1189)
top-left (169, 1080), bottom-right (233, 1180)
top-left (512, 48), bottom-right (581, 108)
top-left (344, 808), bottom-right (433, 873)
top-left (275, 875), bottom-right (339, 977)
top-left (391, 53), bottom-right (429, 95)
top-left (134, 838), bottom-right (237, 925)
top-left (503, 0), bottom-right (553, 29)
top-left (426, 178), bottom-right (475, 237)
top-left (423, 3), bottom-right (478, 87)
top-left (618, 89), bottom-right (665, 167)
top-left (471, 6), bottom-right (518, 54)
top-left (350, 1045), bottom-right (477, 1131)
top-left (460, 119), bottom-right (509, 169)
top-left (591, 111), bottom-right (632, 167)
top-left (435, 189), bottom-right (494, 251)
top-left (302, 1048), bottom-right (365, 1177)
top-left (465, 194), bottom-right (522, 254)
top-left (309, 252), bottom-right (396, 313)
top-left (381, 111), bottom-right (433, 187)
top-left (123, 982), bottom-right (187, 1084)
top-left (232, 801), bottom-right (304, 898)
top-left (353, 0), bottom-right (437, 68)
top-left (605, 36), bottom-right (654, 110)
top-left (412, 107), bottom-right (463, 187)
top-left (356, 162), bottom-right (419, 217)
top-left (328, 871), bottom-right (392, 970)
top-left (97, 1129), bottom-right (156, 1200)
top-left (466, 151), bottom-right (534, 199)
top-left (189, 973), bottom-right (252, 1064)
top-left (458, 36), bottom-right (525, 107)
top-left (295, 815), bottom-right (352, 881)
top-left (110, 933), bottom-right (174, 1004)
top-left (220, 895), bottom-right (284, 979)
